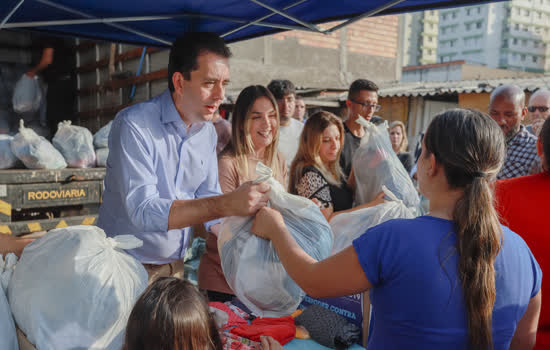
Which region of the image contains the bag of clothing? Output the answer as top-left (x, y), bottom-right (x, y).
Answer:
top-left (53, 121), bottom-right (96, 168)
top-left (93, 120), bottom-right (112, 149)
top-left (8, 225), bottom-right (148, 350)
top-left (11, 120), bottom-right (67, 169)
top-left (219, 163), bottom-right (333, 317)
top-left (96, 148), bottom-right (109, 167)
top-left (0, 135), bottom-right (18, 169)
top-left (0, 254), bottom-right (18, 350)
top-left (330, 187), bottom-right (415, 255)
top-left (352, 117), bottom-right (419, 211)
top-left (12, 74), bottom-right (42, 114)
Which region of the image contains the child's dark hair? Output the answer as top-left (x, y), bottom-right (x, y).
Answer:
top-left (123, 277), bottom-right (222, 350)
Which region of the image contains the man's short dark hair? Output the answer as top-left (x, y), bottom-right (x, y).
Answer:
top-left (168, 32), bottom-right (232, 92)
top-left (267, 80), bottom-right (296, 100)
top-left (347, 79), bottom-right (379, 100)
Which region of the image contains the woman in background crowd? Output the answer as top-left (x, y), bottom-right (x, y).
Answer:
top-left (289, 111), bottom-right (383, 221)
top-left (253, 109), bottom-right (541, 350)
top-left (389, 120), bottom-right (413, 173)
top-left (198, 85), bottom-right (287, 302)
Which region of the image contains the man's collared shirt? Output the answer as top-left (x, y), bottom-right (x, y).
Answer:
top-left (497, 125), bottom-right (539, 180)
top-left (97, 89), bottom-right (221, 264)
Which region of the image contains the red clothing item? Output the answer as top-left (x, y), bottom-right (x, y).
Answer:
top-left (495, 171), bottom-right (550, 349)
top-left (230, 316), bottom-right (296, 345)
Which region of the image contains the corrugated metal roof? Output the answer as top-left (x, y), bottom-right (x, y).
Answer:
top-left (375, 75), bottom-right (550, 98)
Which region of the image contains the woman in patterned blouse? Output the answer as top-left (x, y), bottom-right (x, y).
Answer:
top-left (288, 111), bottom-right (384, 221)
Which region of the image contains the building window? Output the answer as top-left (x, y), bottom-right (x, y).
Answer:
top-left (533, 56), bottom-right (538, 63)
top-left (428, 36), bottom-right (433, 42)
top-left (476, 22), bottom-right (482, 29)
top-left (443, 13), bottom-right (447, 20)
top-left (525, 9), bottom-right (530, 16)
top-left (513, 38), bottom-right (518, 45)
top-left (522, 39), bottom-right (527, 46)
top-left (515, 23), bottom-right (520, 30)
top-left (452, 12), bottom-right (457, 19)
top-left (523, 25), bottom-right (529, 32)
top-left (466, 23), bottom-right (472, 30)
top-left (477, 7), bottom-right (481, 14)
top-left (466, 8), bottom-right (471, 15)
top-left (442, 28), bottom-right (446, 34)
top-left (521, 54), bottom-right (526, 61)
top-left (534, 41), bottom-right (539, 48)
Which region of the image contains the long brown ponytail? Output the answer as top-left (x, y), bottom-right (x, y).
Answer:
top-left (424, 109), bottom-right (505, 350)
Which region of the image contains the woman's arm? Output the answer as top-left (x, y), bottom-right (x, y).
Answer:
top-left (509, 290), bottom-right (541, 350)
top-left (251, 207), bottom-right (372, 298)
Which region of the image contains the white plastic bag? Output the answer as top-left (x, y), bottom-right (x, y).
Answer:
top-left (218, 163), bottom-right (333, 317)
top-left (352, 117), bottom-right (420, 211)
top-left (8, 225), bottom-right (148, 350)
top-left (53, 121), bottom-right (96, 168)
top-left (12, 74), bottom-right (42, 114)
top-left (0, 135), bottom-right (18, 169)
top-left (0, 287), bottom-right (18, 350)
top-left (93, 120), bottom-right (112, 149)
top-left (11, 120), bottom-right (67, 169)
top-left (96, 148), bottom-right (109, 167)
top-left (0, 253), bottom-right (19, 350)
top-left (330, 187), bottom-right (415, 254)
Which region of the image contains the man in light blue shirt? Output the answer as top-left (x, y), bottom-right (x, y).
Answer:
top-left (98, 32), bottom-right (269, 279)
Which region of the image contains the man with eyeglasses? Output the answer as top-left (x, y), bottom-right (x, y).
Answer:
top-left (488, 85), bottom-right (539, 179)
top-left (340, 79), bottom-right (381, 178)
top-left (527, 89), bottom-right (550, 137)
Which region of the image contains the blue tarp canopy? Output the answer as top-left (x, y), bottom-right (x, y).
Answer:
top-left (1, 0), bottom-right (504, 46)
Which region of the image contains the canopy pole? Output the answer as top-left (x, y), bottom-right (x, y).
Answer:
top-left (248, 0), bottom-right (322, 33)
top-left (36, 0), bottom-right (172, 45)
top-left (323, 0), bottom-right (406, 34)
top-left (0, 0), bottom-right (25, 30)
top-left (222, 0), bottom-right (309, 38)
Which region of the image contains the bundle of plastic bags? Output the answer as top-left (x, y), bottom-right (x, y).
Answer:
top-left (11, 120), bottom-right (67, 169)
top-left (0, 135), bottom-right (18, 169)
top-left (53, 121), bottom-right (96, 168)
top-left (96, 148), bottom-right (109, 167)
top-left (12, 74), bottom-right (42, 114)
top-left (352, 117), bottom-right (419, 211)
top-left (330, 187), bottom-right (415, 254)
top-left (93, 120), bottom-right (112, 149)
top-left (8, 225), bottom-right (148, 350)
top-left (0, 253), bottom-right (18, 350)
top-left (218, 163), bottom-right (333, 317)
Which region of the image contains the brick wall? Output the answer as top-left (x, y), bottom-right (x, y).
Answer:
top-left (273, 16), bottom-right (399, 59)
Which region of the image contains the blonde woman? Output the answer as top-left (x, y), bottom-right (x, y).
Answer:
top-left (289, 111), bottom-right (383, 221)
top-left (198, 85), bottom-right (287, 302)
top-left (389, 120), bottom-right (413, 173)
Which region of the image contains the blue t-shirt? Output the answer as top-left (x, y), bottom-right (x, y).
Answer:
top-left (352, 216), bottom-right (541, 350)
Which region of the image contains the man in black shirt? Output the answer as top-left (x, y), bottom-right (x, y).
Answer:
top-left (26, 36), bottom-right (76, 137)
top-left (339, 79), bottom-right (380, 178)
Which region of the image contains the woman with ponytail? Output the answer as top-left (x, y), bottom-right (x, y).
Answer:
top-left (251, 108), bottom-right (541, 349)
